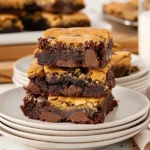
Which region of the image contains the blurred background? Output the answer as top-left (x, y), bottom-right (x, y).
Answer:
top-left (0, 0), bottom-right (144, 85)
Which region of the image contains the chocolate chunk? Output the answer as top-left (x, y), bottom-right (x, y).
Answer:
top-left (61, 85), bottom-right (82, 96)
top-left (85, 50), bottom-right (99, 67)
top-left (29, 83), bottom-right (40, 94)
top-left (40, 112), bottom-right (62, 122)
top-left (57, 60), bottom-right (75, 67)
top-left (70, 111), bottom-right (88, 122)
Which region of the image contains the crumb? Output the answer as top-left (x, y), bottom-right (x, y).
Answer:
top-left (133, 144), bottom-right (136, 147)
top-left (116, 100), bottom-right (120, 102)
top-left (120, 145), bottom-right (123, 147)
top-left (130, 66), bottom-right (139, 73)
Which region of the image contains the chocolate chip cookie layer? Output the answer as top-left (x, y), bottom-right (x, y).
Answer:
top-left (35, 28), bottom-right (113, 68)
top-left (26, 59), bottom-right (115, 97)
top-left (21, 12), bottom-right (90, 31)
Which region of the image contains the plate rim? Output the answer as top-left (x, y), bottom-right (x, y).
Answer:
top-left (0, 112), bottom-right (148, 136)
top-left (0, 127), bottom-right (141, 149)
top-left (0, 112), bottom-right (149, 143)
top-left (0, 86), bottom-right (149, 130)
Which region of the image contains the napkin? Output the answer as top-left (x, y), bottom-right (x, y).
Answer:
top-left (133, 130), bottom-right (150, 150)
top-left (133, 86), bottom-right (150, 150)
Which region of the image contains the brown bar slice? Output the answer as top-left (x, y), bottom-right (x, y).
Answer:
top-left (26, 59), bottom-right (115, 97)
top-left (21, 92), bottom-right (117, 124)
top-left (0, 14), bottom-right (23, 33)
top-left (21, 12), bottom-right (90, 31)
top-left (35, 28), bottom-right (113, 68)
top-left (103, 1), bottom-right (138, 21)
top-left (36, 0), bottom-right (85, 14)
top-left (112, 51), bottom-right (131, 77)
top-left (0, 0), bottom-right (40, 15)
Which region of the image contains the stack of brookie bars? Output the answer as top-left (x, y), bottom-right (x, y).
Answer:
top-left (21, 28), bottom-right (118, 124)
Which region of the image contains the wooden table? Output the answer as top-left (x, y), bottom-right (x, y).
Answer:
top-left (0, 25), bottom-right (138, 83)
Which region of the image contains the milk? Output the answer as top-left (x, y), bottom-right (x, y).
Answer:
top-left (139, 11), bottom-right (150, 68)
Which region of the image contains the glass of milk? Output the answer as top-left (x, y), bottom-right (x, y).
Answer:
top-left (139, 0), bottom-right (150, 68)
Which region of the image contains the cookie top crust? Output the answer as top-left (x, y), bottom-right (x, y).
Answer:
top-left (48, 95), bottom-right (105, 111)
top-left (112, 51), bottom-right (131, 67)
top-left (43, 28), bottom-right (111, 44)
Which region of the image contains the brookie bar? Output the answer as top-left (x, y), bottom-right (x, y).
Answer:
top-left (0, 14), bottom-right (23, 33)
top-left (35, 28), bottom-right (113, 68)
top-left (36, 0), bottom-right (85, 14)
top-left (21, 92), bottom-right (117, 124)
top-left (26, 59), bottom-right (115, 97)
top-left (21, 12), bottom-right (90, 31)
top-left (0, 0), bottom-right (40, 15)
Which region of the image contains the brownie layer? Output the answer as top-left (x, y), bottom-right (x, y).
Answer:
top-left (37, 0), bottom-right (85, 14)
top-left (21, 92), bottom-right (117, 124)
top-left (27, 59), bottom-right (115, 97)
top-left (112, 51), bottom-right (131, 77)
top-left (21, 12), bottom-right (90, 31)
top-left (35, 28), bottom-right (113, 68)
top-left (0, 14), bottom-right (23, 33)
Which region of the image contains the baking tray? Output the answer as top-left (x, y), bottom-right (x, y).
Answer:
top-left (103, 14), bottom-right (138, 27)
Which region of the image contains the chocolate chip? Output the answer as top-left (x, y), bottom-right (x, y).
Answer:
top-left (57, 60), bottom-right (75, 67)
top-left (29, 83), bottom-right (40, 94)
top-left (70, 111), bottom-right (88, 122)
top-left (85, 50), bottom-right (98, 67)
top-left (40, 112), bottom-right (62, 122)
top-left (61, 85), bottom-right (82, 96)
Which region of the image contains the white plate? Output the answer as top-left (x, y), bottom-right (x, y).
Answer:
top-left (13, 55), bottom-right (33, 77)
top-left (146, 86), bottom-right (150, 100)
top-left (0, 127), bottom-right (141, 150)
top-left (0, 112), bottom-right (147, 136)
top-left (116, 55), bottom-right (149, 83)
top-left (0, 86), bottom-right (149, 131)
top-left (0, 137), bottom-right (140, 150)
top-left (133, 84), bottom-right (149, 92)
top-left (122, 81), bottom-right (148, 89)
top-left (1, 113), bottom-right (149, 143)
top-left (117, 74), bottom-right (149, 86)
top-left (12, 76), bottom-right (26, 87)
top-left (12, 77), bottom-right (23, 87)
top-left (14, 73), bottom-right (29, 82)
top-left (13, 76), bottom-right (28, 87)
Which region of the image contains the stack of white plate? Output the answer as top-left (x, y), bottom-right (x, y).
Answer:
top-left (116, 55), bottom-right (150, 93)
top-left (13, 54), bottom-right (150, 93)
top-left (0, 86), bottom-right (150, 150)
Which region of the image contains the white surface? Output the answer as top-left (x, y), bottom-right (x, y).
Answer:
top-left (116, 54), bottom-right (150, 83)
top-left (1, 114), bottom-right (149, 143)
top-left (0, 136), bottom-right (139, 150)
top-left (139, 11), bottom-right (150, 68)
top-left (0, 9), bottom-right (112, 46)
top-left (0, 86), bottom-right (149, 131)
top-left (0, 127), bottom-right (140, 150)
top-left (1, 112), bottom-right (147, 136)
